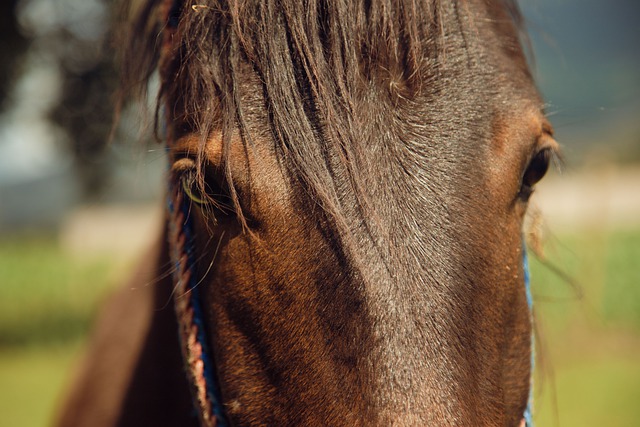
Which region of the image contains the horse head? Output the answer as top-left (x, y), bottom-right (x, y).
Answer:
top-left (117, 0), bottom-right (558, 425)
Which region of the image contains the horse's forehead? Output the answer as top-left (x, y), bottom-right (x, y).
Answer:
top-left (161, 0), bottom-right (546, 236)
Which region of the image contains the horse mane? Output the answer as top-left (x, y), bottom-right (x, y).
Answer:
top-left (118, 0), bottom-right (526, 236)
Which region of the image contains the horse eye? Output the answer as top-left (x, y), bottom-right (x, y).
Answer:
top-left (180, 168), bottom-right (235, 216)
top-left (181, 171), bottom-right (208, 205)
top-left (518, 148), bottom-right (552, 201)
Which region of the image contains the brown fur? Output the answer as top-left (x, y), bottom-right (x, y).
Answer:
top-left (59, 0), bottom-right (559, 425)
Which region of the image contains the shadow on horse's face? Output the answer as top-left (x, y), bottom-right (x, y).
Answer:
top-left (147, 0), bottom-right (559, 425)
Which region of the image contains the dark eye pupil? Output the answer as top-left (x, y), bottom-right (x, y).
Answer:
top-left (519, 149), bottom-right (551, 201)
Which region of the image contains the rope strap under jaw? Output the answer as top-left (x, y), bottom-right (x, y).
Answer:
top-left (167, 178), bottom-right (228, 427)
top-left (167, 184), bottom-right (215, 427)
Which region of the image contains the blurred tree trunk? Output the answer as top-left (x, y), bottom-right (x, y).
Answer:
top-left (49, 37), bottom-right (119, 198)
top-left (0, 0), bottom-right (28, 109)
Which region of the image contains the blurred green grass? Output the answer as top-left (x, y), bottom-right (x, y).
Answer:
top-left (0, 230), bottom-right (639, 426)
top-left (0, 236), bottom-right (118, 427)
top-left (0, 345), bottom-right (81, 427)
top-left (531, 229), bottom-right (640, 427)
top-left (0, 237), bottom-right (115, 346)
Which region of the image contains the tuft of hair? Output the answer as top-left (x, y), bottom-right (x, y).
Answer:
top-left (117, 0), bottom-right (525, 237)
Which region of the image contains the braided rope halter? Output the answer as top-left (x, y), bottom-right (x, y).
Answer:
top-left (159, 2), bottom-right (534, 426)
top-left (167, 184), bottom-right (227, 427)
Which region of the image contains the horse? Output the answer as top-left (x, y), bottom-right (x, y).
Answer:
top-left (57, 0), bottom-right (558, 425)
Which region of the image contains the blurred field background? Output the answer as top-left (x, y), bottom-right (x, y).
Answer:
top-left (1, 0), bottom-right (639, 426)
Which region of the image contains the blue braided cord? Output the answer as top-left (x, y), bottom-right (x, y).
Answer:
top-left (179, 199), bottom-right (229, 427)
top-left (522, 245), bottom-right (534, 427)
top-left (523, 248), bottom-right (533, 309)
